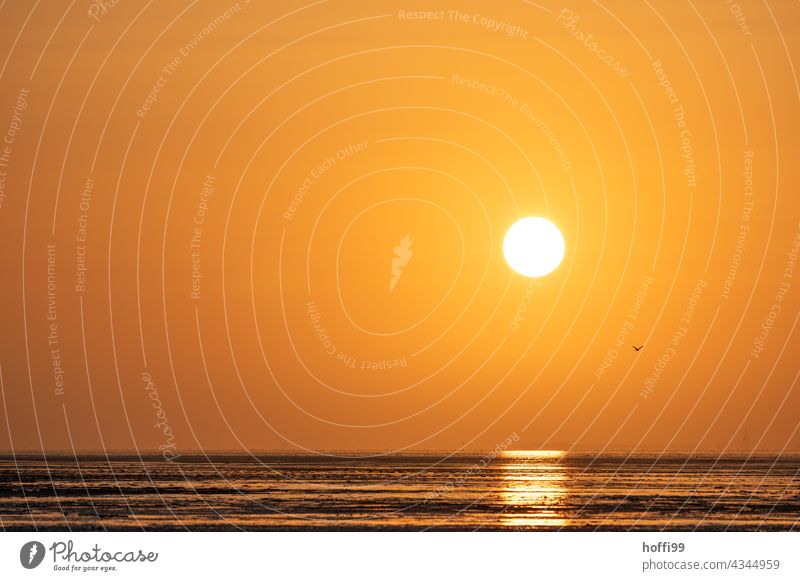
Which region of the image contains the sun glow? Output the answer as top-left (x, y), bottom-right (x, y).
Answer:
top-left (503, 217), bottom-right (565, 277)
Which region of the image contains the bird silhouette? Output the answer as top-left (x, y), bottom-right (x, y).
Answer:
top-left (633, 345), bottom-right (644, 351)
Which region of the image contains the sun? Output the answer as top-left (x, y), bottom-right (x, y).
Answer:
top-left (503, 217), bottom-right (565, 277)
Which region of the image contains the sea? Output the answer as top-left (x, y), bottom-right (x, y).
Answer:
top-left (1, 452), bottom-right (797, 531)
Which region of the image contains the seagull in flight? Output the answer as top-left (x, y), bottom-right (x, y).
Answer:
top-left (633, 345), bottom-right (644, 352)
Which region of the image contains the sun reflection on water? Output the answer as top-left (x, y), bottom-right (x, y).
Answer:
top-left (498, 450), bottom-right (570, 528)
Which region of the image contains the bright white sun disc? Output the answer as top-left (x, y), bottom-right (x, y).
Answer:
top-left (503, 217), bottom-right (565, 277)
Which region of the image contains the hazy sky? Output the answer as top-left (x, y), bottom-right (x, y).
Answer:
top-left (0, 0), bottom-right (798, 454)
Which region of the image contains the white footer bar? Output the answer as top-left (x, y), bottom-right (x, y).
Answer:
top-left (1, 532), bottom-right (797, 580)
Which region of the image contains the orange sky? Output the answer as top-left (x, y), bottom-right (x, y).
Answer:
top-left (0, 0), bottom-right (798, 454)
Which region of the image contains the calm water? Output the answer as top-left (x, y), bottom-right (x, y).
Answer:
top-left (1, 452), bottom-right (798, 531)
